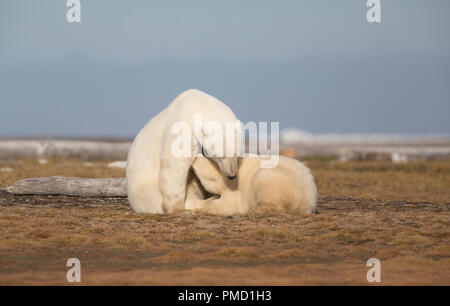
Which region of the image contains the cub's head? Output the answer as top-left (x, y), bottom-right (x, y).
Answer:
top-left (191, 156), bottom-right (239, 196)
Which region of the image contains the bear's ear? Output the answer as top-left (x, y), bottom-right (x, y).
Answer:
top-left (193, 125), bottom-right (203, 144)
top-left (195, 125), bottom-right (215, 157)
top-left (192, 125), bottom-right (204, 156)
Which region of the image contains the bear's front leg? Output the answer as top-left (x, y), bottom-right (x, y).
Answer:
top-left (159, 155), bottom-right (195, 213)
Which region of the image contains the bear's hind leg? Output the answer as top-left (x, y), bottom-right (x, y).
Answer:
top-left (128, 182), bottom-right (164, 214)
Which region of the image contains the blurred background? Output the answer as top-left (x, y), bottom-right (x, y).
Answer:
top-left (0, 0), bottom-right (449, 138)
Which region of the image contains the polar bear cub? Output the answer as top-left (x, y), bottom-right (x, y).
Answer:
top-left (185, 156), bottom-right (317, 216)
top-left (126, 89), bottom-right (243, 214)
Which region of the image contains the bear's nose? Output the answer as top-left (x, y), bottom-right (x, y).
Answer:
top-left (227, 175), bottom-right (236, 180)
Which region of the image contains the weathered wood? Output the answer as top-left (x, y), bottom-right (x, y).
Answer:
top-left (5, 176), bottom-right (127, 197)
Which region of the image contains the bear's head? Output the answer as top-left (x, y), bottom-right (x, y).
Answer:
top-left (199, 120), bottom-right (243, 181)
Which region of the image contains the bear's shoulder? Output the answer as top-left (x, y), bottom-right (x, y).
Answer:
top-left (174, 89), bottom-right (210, 102)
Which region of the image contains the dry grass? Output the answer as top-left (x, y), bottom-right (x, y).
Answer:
top-left (0, 158), bottom-right (124, 187)
top-left (305, 158), bottom-right (450, 203)
top-left (0, 158), bottom-right (449, 285)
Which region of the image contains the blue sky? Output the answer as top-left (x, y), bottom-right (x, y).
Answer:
top-left (1, 0), bottom-right (449, 137)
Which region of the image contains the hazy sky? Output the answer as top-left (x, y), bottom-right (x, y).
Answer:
top-left (1, 0), bottom-right (449, 137)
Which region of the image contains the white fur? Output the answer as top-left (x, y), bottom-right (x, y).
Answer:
top-left (126, 89), bottom-right (242, 214)
top-left (186, 156), bottom-right (317, 216)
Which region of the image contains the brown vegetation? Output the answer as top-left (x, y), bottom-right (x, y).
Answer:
top-left (0, 158), bottom-right (449, 285)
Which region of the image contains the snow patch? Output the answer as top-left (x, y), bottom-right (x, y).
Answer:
top-left (107, 161), bottom-right (127, 169)
top-left (281, 128), bottom-right (450, 145)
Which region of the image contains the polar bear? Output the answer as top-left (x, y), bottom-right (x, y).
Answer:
top-left (185, 156), bottom-right (317, 216)
top-left (126, 89), bottom-right (243, 214)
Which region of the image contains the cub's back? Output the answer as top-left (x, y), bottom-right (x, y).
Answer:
top-left (249, 157), bottom-right (317, 215)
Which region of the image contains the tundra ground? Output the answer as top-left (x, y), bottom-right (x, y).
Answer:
top-left (0, 158), bottom-right (448, 285)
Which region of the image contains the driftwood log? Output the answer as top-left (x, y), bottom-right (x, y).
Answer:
top-left (3, 176), bottom-right (127, 197)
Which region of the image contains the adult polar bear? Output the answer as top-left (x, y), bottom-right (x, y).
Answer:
top-left (185, 156), bottom-right (317, 216)
top-left (126, 89), bottom-right (243, 214)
